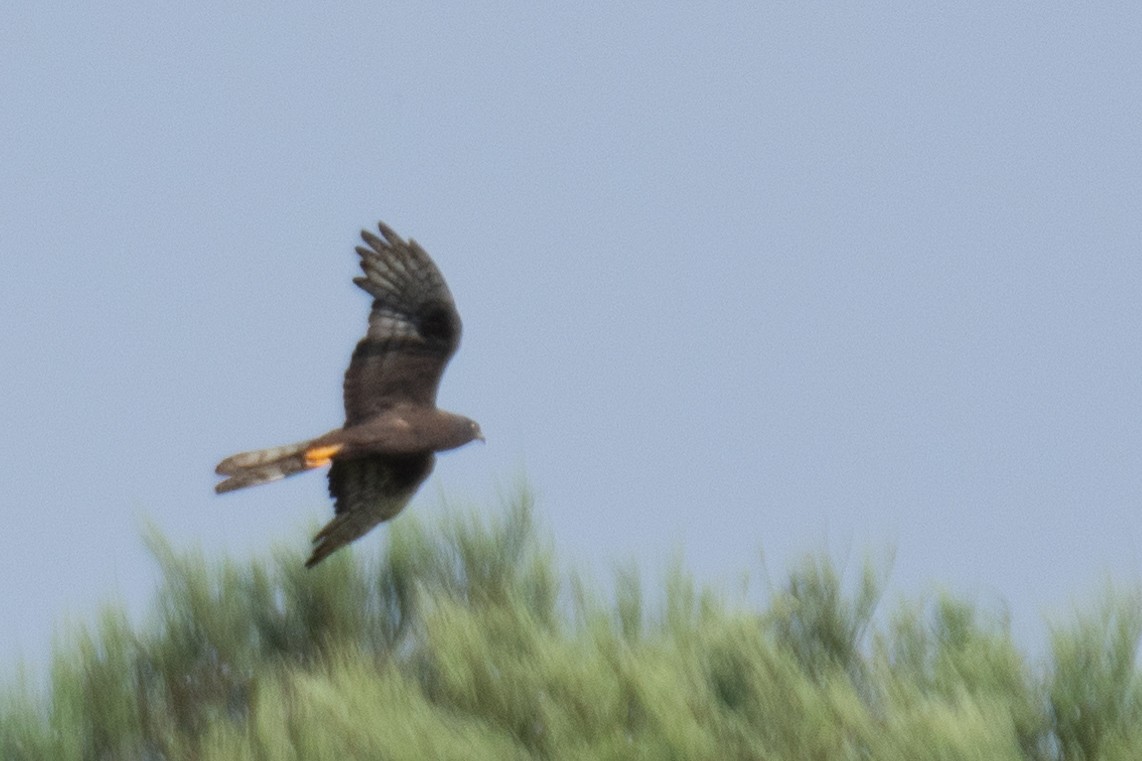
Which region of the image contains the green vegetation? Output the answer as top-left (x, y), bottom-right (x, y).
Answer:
top-left (3, 491), bottom-right (1141, 760)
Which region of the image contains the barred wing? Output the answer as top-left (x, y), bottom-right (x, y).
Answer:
top-left (343, 223), bottom-right (462, 426)
top-left (307, 454), bottom-right (435, 567)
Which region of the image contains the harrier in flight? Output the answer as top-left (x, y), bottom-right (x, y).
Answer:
top-left (215, 222), bottom-right (482, 567)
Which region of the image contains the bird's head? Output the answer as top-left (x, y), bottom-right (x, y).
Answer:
top-left (439, 415), bottom-right (484, 450)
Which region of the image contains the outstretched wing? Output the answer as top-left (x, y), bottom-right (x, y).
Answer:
top-left (306, 454), bottom-right (435, 568)
top-left (343, 223), bottom-right (462, 426)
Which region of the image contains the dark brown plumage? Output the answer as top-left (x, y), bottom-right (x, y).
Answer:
top-left (215, 222), bottom-right (482, 567)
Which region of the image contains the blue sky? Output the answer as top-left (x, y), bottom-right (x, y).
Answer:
top-left (2, 3), bottom-right (1141, 668)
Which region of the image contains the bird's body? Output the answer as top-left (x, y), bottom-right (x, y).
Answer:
top-left (215, 222), bottom-right (481, 567)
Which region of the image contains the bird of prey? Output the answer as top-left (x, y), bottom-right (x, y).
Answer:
top-left (215, 222), bottom-right (483, 568)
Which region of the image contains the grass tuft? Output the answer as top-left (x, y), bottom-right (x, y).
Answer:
top-left (3, 491), bottom-right (1141, 760)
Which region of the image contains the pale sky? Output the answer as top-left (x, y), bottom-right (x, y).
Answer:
top-left (3, 3), bottom-right (1141, 669)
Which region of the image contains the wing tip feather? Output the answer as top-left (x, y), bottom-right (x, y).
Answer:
top-left (360, 229), bottom-right (384, 251)
top-left (377, 221), bottom-right (402, 244)
top-left (360, 222), bottom-right (406, 252)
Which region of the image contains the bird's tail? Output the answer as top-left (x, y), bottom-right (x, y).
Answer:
top-left (214, 438), bottom-right (343, 494)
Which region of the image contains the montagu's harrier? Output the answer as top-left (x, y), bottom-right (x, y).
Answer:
top-left (215, 222), bottom-right (482, 568)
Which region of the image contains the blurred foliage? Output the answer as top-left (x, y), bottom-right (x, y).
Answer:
top-left (2, 489), bottom-right (1141, 760)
